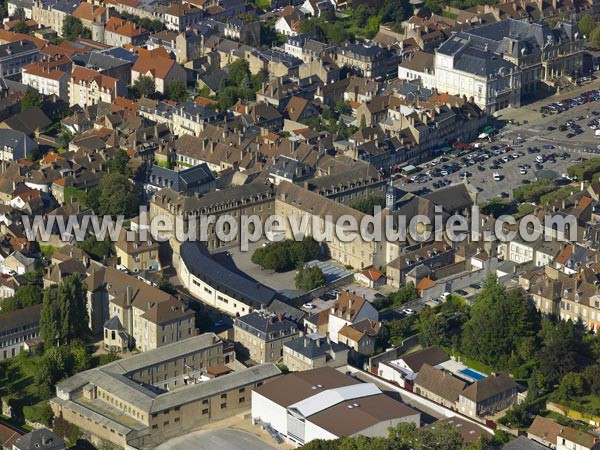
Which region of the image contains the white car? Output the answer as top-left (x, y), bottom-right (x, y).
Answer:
top-left (116, 264), bottom-right (128, 272)
top-left (402, 308), bottom-right (416, 315)
top-left (519, 169), bottom-right (527, 175)
top-left (302, 303), bottom-right (315, 309)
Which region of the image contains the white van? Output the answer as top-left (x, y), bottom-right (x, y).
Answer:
top-left (493, 172), bottom-right (501, 181)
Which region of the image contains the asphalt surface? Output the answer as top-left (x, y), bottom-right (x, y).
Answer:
top-left (395, 98), bottom-right (600, 203)
top-left (155, 429), bottom-right (277, 450)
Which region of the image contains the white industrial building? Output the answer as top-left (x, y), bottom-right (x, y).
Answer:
top-left (252, 367), bottom-right (420, 446)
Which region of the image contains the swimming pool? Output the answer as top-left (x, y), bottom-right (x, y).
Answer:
top-left (459, 368), bottom-right (487, 381)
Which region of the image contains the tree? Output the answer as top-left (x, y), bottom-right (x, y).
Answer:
top-left (87, 173), bottom-right (139, 217)
top-left (537, 318), bottom-right (578, 388)
top-left (157, 279), bottom-right (177, 295)
top-left (70, 341), bottom-right (91, 372)
top-left (461, 275), bottom-right (538, 369)
top-left (590, 26), bottom-right (600, 48)
top-left (0, 284), bottom-right (43, 313)
top-left (252, 239), bottom-right (321, 272)
top-left (107, 148), bottom-right (131, 176)
top-left (417, 307), bottom-right (448, 347)
top-left (12, 20), bottom-right (28, 33)
top-left (349, 195), bottom-right (385, 215)
top-left (228, 59), bottom-right (251, 87)
top-left (40, 275), bottom-right (88, 348)
top-left (556, 372), bottom-right (586, 401)
top-left (21, 89), bottom-right (42, 112)
top-left (295, 265), bottom-right (325, 291)
top-left (425, 0), bottom-right (442, 13)
top-left (133, 75), bottom-right (156, 99)
top-left (76, 235), bottom-right (114, 261)
top-left (62, 16), bottom-right (84, 40)
top-left (40, 288), bottom-right (59, 347)
top-left (579, 14), bottom-right (596, 38)
top-left (57, 274), bottom-right (88, 345)
top-left (167, 80), bottom-right (188, 103)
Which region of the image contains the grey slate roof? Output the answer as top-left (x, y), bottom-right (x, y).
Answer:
top-left (180, 242), bottom-right (277, 308)
top-left (12, 428), bottom-right (65, 450)
top-left (424, 183), bottom-right (474, 213)
top-left (284, 334), bottom-right (345, 359)
top-left (149, 163), bottom-right (215, 193)
top-left (234, 310), bottom-right (298, 341)
top-left (0, 40), bottom-right (38, 59)
top-left (502, 437), bottom-right (547, 450)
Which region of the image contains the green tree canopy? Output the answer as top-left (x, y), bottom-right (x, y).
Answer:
top-left (86, 173), bottom-right (139, 217)
top-left (349, 195), bottom-right (385, 215)
top-left (252, 238), bottom-right (321, 272)
top-left (417, 307), bottom-right (449, 347)
top-left (590, 26), bottom-right (600, 48)
top-left (40, 274), bottom-right (89, 347)
top-left (167, 80), bottom-right (189, 103)
top-left (461, 275), bottom-right (539, 369)
top-left (133, 75), bottom-right (156, 99)
top-left (21, 89), bottom-right (42, 112)
top-left (62, 16), bottom-right (85, 40)
top-left (579, 14), bottom-right (596, 38)
top-left (0, 284), bottom-right (43, 313)
top-left (295, 265), bottom-right (326, 291)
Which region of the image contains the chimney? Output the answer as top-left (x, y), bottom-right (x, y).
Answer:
top-left (304, 336), bottom-right (309, 347)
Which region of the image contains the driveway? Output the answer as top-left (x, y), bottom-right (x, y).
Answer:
top-left (155, 429), bottom-right (278, 450)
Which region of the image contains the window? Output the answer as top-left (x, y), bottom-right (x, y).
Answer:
top-left (239, 397), bottom-right (245, 403)
top-left (202, 399), bottom-right (209, 405)
top-left (238, 388), bottom-right (245, 393)
top-left (220, 403), bottom-right (227, 409)
top-left (202, 408), bottom-right (209, 414)
top-left (220, 393), bottom-right (227, 399)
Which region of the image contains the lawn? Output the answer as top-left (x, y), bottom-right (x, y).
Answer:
top-left (253, 0), bottom-right (270, 10)
top-left (40, 245), bottom-right (59, 258)
top-left (0, 353), bottom-right (45, 423)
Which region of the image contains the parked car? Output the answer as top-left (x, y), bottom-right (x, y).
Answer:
top-left (402, 308), bottom-right (416, 315)
top-left (302, 303), bottom-right (315, 309)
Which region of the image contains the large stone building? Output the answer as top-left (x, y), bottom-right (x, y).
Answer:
top-left (0, 40), bottom-right (40, 79)
top-left (0, 304), bottom-right (41, 360)
top-left (68, 67), bottom-right (126, 108)
top-left (403, 18), bottom-right (584, 114)
top-left (234, 310), bottom-right (299, 364)
top-left (51, 334), bottom-right (280, 449)
top-left (179, 242), bottom-right (277, 317)
top-left (84, 267), bottom-right (196, 352)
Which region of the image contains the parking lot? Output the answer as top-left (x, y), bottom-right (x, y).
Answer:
top-left (395, 143), bottom-right (577, 203)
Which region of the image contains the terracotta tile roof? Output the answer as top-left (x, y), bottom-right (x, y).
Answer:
top-left (338, 323), bottom-right (365, 342)
top-left (73, 2), bottom-right (106, 22)
top-left (555, 244), bottom-right (574, 266)
top-left (358, 267), bottom-right (385, 282)
top-left (0, 29), bottom-right (47, 48)
top-left (105, 17), bottom-right (147, 37)
top-left (70, 66), bottom-right (119, 91)
top-left (124, 44), bottom-right (170, 59)
top-left (42, 43), bottom-right (76, 58)
top-left (132, 54), bottom-right (177, 80)
top-left (417, 276), bottom-right (436, 292)
top-left (5, 19), bottom-right (37, 30)
top-left (165, 2), bottom-right (200, 16)
top-left (330, 291), bottom-right (368, 323)
top-left (23, 59), bottom-right (68, 81)
top-left (194, 96), bottom-right (218, 106)
top-left (41, 152), bottom-right (63, 164)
